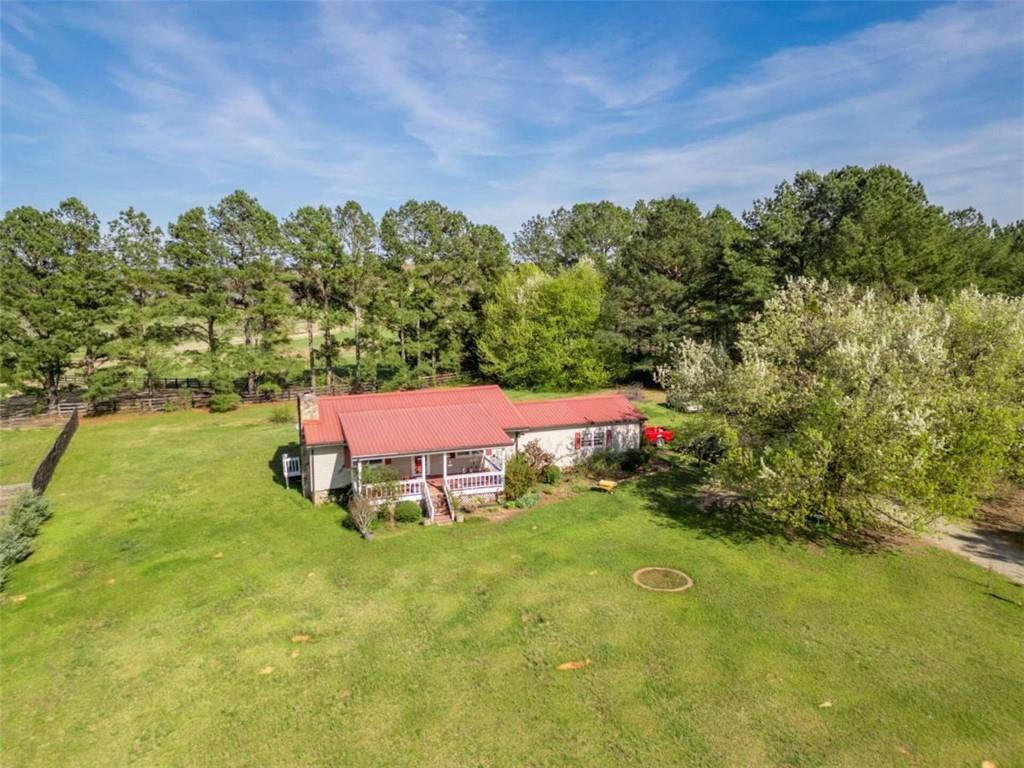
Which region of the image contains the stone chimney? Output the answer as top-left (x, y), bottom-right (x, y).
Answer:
top-left (299, 391), bottom-right (319, 421)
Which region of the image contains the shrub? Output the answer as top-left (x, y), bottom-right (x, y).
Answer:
top-left (577, 450), bottom-right (623, 477)
top-left (522, 440), bottom-right (554, 473)
top-left (346, 495), bottom-right (377, 537)
top-left (209, 393), bottom-right (241, 413)
top-left (504, 454), bottom-right (536, 500)
top-left (539, 464), bottom-right (561, 484)
top-left (620, 448), bottom-right (650, 472)
top-left (508, 491), bottom-right (539, 509)
top-left (0, 493), bottom-right (52, 590)
top-left (394, 500), bottom-right (423, 524)
top-left (268, 406), bottom-right (292, 424)
top-left (362, 466), bottom-right (401, 526)
top-left (684, 433), bottom-right (729, 465)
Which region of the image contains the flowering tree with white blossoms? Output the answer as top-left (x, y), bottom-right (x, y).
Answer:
top-left (657, 278), bottom-right (1024, 532)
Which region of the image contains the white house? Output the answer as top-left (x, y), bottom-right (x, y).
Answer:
top-left (295, 385), bottom-right (646, 523)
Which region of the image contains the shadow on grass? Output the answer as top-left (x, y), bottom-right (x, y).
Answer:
top-left (268, 443), bottom-right (303, 494)
top-left (629, 465), bottom-right (898, 553)
top-left (629, 466), bottom-right (788, 546)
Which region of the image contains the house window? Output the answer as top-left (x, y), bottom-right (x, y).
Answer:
top-left (579, 431), bottom-right (605, 449)
top-left (454, 450), bottom-right (480, 457)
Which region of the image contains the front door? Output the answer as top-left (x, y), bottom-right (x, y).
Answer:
top-left (427, 453), bottom-right (443, 477)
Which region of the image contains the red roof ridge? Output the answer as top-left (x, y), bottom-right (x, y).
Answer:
top-left (316, 383), bottom-right (503, 404)
top-left (345, 401), bottom-right (490, 418)
top-left (526, 392), bottom-right (634, 402)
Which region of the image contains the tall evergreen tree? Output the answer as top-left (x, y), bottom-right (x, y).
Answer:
top-left (607, 198), bottom-right (768, 374)
top-left (1, 206), bottom-right (76, 405)
top-left (208, 191), bottom-right (289, 395)
top-left (745, 165), bottom-right (963, 297)
top-left (54, 199), bottom-right (122, 380)
top-left (333, 201), bottom-right (386, 389)
top-left (100, 208), bottom-right (174, 394)
top-left (380, 201), bottom-right (509, 379)
top-left (166, 207), bottom-right (233, 379)
top-left (283, 205), bottom-right (345, 388)
top-left (0, 200), bottom-right (121, 404)
top-left (513, 201), bottom-right (633, 274)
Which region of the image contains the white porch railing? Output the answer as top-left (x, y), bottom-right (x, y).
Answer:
top-left (282, 454), bottom-right (301, 490)
top-left (447, 471), bottom-right (503, 493)
top-left (361, 478), bottom-right (424, 501)
top-left (422, 483), bottom-right (435, 522)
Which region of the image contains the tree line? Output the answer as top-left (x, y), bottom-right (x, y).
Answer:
top-left (1, 164), bottom-right (1021, 407)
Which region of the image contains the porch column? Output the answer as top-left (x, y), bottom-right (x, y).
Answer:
top-left (356, 459), bottom-right (362, 493)
top-left (442, 452), bottom-right (448, 486)
top-left (420, 454), bottom-right (427, 487)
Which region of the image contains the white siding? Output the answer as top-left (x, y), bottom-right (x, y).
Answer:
top-left (310, 445), bottom-right (350, 492)
top-left (517, 422), bottom-right (642, 468)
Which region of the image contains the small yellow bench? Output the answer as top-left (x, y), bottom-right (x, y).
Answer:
top-left (596, 479), bottom-right (619, 494)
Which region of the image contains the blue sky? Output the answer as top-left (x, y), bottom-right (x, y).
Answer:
top-left (2, 2), bottom-right (1022, 235)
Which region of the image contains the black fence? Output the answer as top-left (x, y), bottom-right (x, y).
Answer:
top-left (31, 412), bottom-right (79, 494)
top-left (1, 372), bottom-right (468, 428)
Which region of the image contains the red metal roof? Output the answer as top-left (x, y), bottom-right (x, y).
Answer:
top-left (341, 403), bottom-right (513, 458)
top-left (303, 385), bottom-right (524, 447)
top-left (301, 386), bottom-right (646, 453)
top-left (512, 394), bottom-right (646, 430)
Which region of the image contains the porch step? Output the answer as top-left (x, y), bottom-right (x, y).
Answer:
top-left (427, 481), bottom-right (452, 525)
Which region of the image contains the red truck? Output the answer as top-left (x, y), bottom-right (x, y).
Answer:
top-left (644, 425), bottom-right (674, 446)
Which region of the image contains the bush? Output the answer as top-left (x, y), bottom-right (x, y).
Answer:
top-left (268, 406), bottom-right (292, 424)
top-left (209, 393), bottom-right (241, 413)
top-left (346, 495), bottom-right (377, 537)
top-left (620, 447), bottom-right (650, 472)
top-left (577, 450), bottom-right (623, 477)
top-left (522, 440), bottom-right (554, 473)
top-left (539, 464), bottom-right (561, 484)
top-left (684, 433), bottom-right (729, 465)
top-left (504, 454), bottom-right (536, 500)
top-left (394, 500), bottom-right (423, 524)
top-left (508, 491), bottom-right (539, 509)
top-left (0, 493), bottom-right (52, 590)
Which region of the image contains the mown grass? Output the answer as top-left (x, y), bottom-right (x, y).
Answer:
top-left (1, 403), bottom-right (1022, 767)
top-left (0, 426), bottom-right (60, 485)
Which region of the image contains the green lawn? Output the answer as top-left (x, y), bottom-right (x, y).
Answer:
top-left (0, 426), bottom-right (60, 485)
top-left (1, 403), bottom-right (1021, 767)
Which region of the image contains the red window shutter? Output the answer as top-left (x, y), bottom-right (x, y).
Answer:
top-left (343, 446), bottom-right (351, 467)
top-left (384, 458), bottom-right (392, 465)
top-left (574, 432), bottom-right (582, 450)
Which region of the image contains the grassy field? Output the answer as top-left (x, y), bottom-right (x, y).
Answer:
top-left (1, 402), bottom-right (1021, 767)
top-left (0, 426), bottom-right (60, 485)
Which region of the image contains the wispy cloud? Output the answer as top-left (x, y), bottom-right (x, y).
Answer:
top-left (692, 3), bottom-right (1023, 130)
top-left (1, 39), bottom-right (70, 113)
top-left (1, 2), bottom-right (1020, 233)
top-left (316, 3), bottom-right (508, 166)
top-left (548, 47), bottom-right (685, 110)
top-left (471, 3), bottom-right (1024, 231)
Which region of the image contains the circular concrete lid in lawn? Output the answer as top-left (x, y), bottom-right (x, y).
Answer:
top-left (632, 567), bottom-right (693, 592)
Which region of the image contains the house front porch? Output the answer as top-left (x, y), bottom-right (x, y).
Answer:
top-left (354, 448), bottom-right (505, 523)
